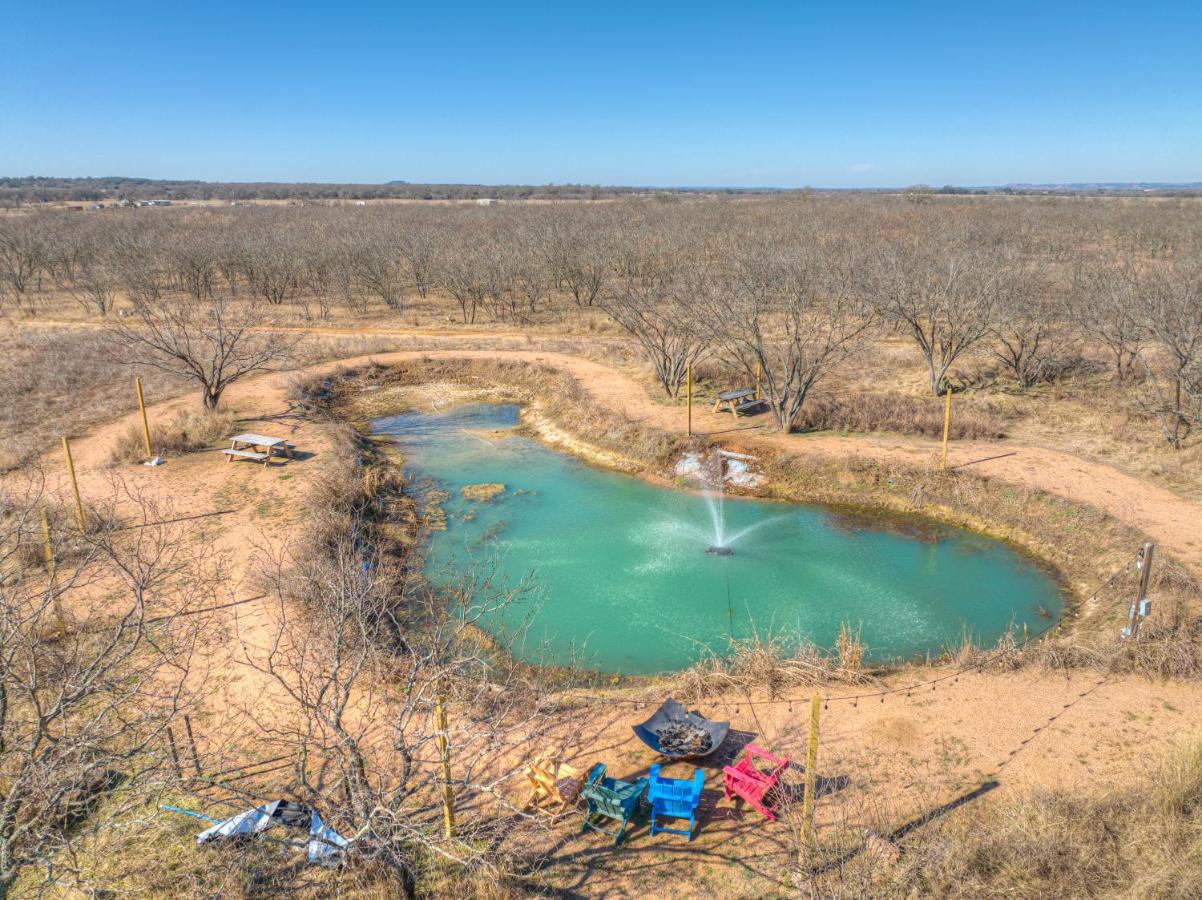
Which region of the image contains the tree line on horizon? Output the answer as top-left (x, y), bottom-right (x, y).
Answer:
top-left (0, 176), bottom-right (727, 205)
top-left (6, 176), bottom-right (1202, 206)
top-left (1, 194), bottom-right (1200, 444)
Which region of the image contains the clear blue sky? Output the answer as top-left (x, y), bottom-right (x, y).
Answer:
top-left (3, 1), bottom-right (1199, 187)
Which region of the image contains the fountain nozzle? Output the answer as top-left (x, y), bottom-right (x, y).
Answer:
top-left (706, 545), bottom-right (734, 556)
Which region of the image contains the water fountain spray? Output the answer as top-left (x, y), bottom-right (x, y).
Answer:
top-left (705, 452), bottom-right (732, 556)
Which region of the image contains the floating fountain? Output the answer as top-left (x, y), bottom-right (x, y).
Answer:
top-left (699, 454), bottom-right (781, 557)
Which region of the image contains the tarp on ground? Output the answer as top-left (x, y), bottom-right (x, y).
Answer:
top-left (196, 799), bottom-right (349, 866)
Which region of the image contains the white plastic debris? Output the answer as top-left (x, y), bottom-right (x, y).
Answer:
top-left (195, 800), bottom-right (349, 866)
top-left (307, 810), bottom-right (350, 865)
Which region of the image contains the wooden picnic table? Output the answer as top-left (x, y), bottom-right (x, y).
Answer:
top-left (712, 388), bottom-right (760, 419)
top-left (223, 433), bottom-right (294, 466)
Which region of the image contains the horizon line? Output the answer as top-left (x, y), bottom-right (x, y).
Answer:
top-left (5, 174), bottom-right (1202, 192)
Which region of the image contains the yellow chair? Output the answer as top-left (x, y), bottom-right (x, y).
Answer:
top-left (522, 750), bottom-right (584, 816)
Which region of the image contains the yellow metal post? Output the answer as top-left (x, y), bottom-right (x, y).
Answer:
top-left (61, 436), bottom-right (85, 530)
top-left (135, 376), bottom-right (153, 458)
top-left (435, 689), bottom-right (456, 839)
top-left (686, 361), bottom-right (693, 436)
top-left (940, 388), bottom-right (953, 470)
top-left (801, 692), bottom-right (821, 857)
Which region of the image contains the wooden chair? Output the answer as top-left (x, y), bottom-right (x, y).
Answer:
top-left (580, 763), bottom-right (648, 845)
top-left (521, 749), bottom-right (584, 817)
top-left (646, 764), bottom-right (706, 840)
top-left (723, 744), bottom-right (790, 821)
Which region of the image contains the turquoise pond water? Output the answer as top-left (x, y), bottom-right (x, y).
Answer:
top-left (374, 403), bottom-right (1063, 675)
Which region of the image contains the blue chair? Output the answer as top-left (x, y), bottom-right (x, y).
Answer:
top-left (646, 764), bottom-right (706, 840)
top-left (580, 763), bottom-right (649, 845)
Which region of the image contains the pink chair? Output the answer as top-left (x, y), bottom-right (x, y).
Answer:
top-left (722, 744), bottom-right (790, 821)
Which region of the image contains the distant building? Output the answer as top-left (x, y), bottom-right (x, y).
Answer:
top-left (476, 198), bottom-right (499, 206)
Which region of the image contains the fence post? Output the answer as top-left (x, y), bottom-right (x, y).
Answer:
top-left (40, 507), bottom-right (56, 582)
top-left (755, 361), bottom-right (762, 401)
top-left (1128, 542), bottom-right (1156, 640)
top-left (41, 508), bottom-right (68, 638)
top-left (940, 388), bottom-right (953, 470)
top-left (183, 715), bottom-right (204, 776)
top-left (61, 436), bottom-right (85, 530)
top-left (136, 376), bottom-right (153, 458)
top-left (686, 360), bottom-right (693, 436)
top-left (801, 692), bottom-right (821, 858)
top-left (436, 687), bottom-right (456, 839)
top-left (164, 727), bottom-right (184, 779)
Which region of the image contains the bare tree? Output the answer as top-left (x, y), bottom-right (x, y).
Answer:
top-left (112, 226), bottom-right (170, 308)
top-left (0, 215), bottom-right (50, 315)
top-left (398, 224), bottom-right (438, 299)
top-left (871, 230), bottom-right (1004, 394)
top-left (59, 249), bottom-right (120, 316)
top-left (1183, 359), bottom-right (1202, 434)
top-left (1134, 259), bottom-right (1202, 448)
top-left (989, 265), bottom-right (1073, 388)
top-left (350, 224), bottom-right (407, 312)
top-left (241, 226), bottom-right (307, 307)
top-left (481, 238), bottom-right (519, 323)
top-left (537, 208), bottom-right (612, 308)
top-left (602, 251), bottom-right (706, 398)
top-left (508, 245), bottom-right (550, 322)
top-left (165, 226), bottom-right (219, 302)
top-left (698, 238), bottom-right (874, 431)
top-left (242, 524), bottom-right (548, 896)
top-left (45, 221), bottom-right (120, 315)
top-left (0, 489), bottom-right (207, 899)
top-left (1073, 260), bottom-right (1146, 381)
top-left (435, 243), bottom-right (487, 325)
top-left (111, 294), bottom-right (296, 409)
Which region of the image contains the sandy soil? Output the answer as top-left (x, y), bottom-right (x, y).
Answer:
top-left (10, 330), bottom-right (1202, 894)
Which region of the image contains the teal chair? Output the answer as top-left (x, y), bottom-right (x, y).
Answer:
top-left (647, 764), bottom-right (706, 840)
top-left (580, 763), bottom-right (648, 845)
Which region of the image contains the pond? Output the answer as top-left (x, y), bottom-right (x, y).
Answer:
top-left (374, 403), bottom-right (1063, 675)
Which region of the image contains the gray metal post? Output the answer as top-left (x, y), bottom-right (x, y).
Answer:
top-left (1130, 542), bottom-right (1155, 640)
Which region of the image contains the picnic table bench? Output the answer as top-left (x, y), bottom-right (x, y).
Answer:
top-left (223, 433), bottom-right (294, 467)
top-left (712, 388), bottom-right (761, 419)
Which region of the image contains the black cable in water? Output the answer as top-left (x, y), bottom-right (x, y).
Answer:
top-left (726, 574), bottom-right (734, 639)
